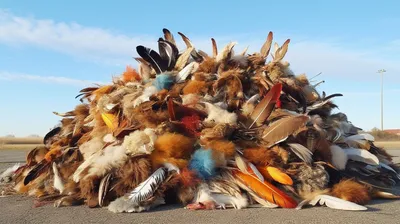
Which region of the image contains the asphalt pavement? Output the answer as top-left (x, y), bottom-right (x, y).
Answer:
top-left (1, 149), bottom-right (400, 224)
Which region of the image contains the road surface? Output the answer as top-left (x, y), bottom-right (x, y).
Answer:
top-left (1, 149), bottom-right (400, 224)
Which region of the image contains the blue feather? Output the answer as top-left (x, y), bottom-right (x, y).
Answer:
top-left (188, 148), bottom-right (216, 180)
top-left (153, 73), bottom-right (174, 90)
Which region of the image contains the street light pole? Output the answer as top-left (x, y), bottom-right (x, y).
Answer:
top-left (377, 69), bottom-right (386, 131)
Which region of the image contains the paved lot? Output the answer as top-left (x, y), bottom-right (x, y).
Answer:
top-left (1, 149), bottom-right (400, 224)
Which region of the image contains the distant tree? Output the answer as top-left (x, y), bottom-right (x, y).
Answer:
top-left (28, 134), bottom-right (41, 138)
top-left (5, 134), bottom-right (15, 138)
top-left (369, 127), bottom-right (400, 141)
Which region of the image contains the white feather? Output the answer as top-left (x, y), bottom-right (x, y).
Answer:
top-left (52, 162), bottom-right (64, 193)
top-left (216, 42), bottom-right (237, 62)
top-left (85, 145), bottom-right (127, 178)
top-left (203, 102), bottom-right (237, 125)
top-left (176, 62), bottom-right (198, 83)
top-left (288, 143), bottom-right (313, 164)
top-left (248, 163), bottom-right (264, 182)
top-left (309, 194), bottom-right (368, 211)
top-left (79, 137), bottom-right (104, 160)
top-left (344, 148), bottom-right (379, 165)
top-left (108, 195), bottom-right (165, 213)
top-left (73, 151), bottom-right (100, 182)
top-left (330, 145), bottom-right (348, 170)
top-left (128, 167), bottom-right (167, 204)
top-left (211, 193), bottom-right (248, 209)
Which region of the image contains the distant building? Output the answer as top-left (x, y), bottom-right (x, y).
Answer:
top-left (384, 129), bottom-right (400, 136)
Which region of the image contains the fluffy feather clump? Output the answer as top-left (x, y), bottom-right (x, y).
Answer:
top-left (150, 133), bottom-right (195, 169)
top-left (189, 149), bottom-right (216, 180)
top-left (122, 128), bottom-right (157, 155)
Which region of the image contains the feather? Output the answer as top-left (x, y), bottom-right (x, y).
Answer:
top-left (101, 113), bottom-right (119, 131)
top-left (136, 45), bottom-right (166, 74)
top-left (235, 154), bottom-right (249, 174)
top-left (344, 148), bottom-right (379, 165)
top-left (85, 145), bottom-right (127, 178)
top-left (260, 31), bottom-right (273, 58)
top-left (153, 73), bottom-right (175, 91)
top-left (167, 98), bottom-right (176, 121)
top-left (287, 143), bottom-right (313, 164)
top-left (189, 149), bottom-right (216, 180)
top-left (372, 191), bottom-right (400, 199)
top-left (128, 167), bottom-right (168, 204)
top-left (243, 147), bottom-right (283, 167)
top-left (174, 47), bottom-right (194, 71)
top-left (158, 39), bottom-right (179, 70)
top-left (210, 38), bottom-right (218, 58)
top-left (216, 42), bottom-right (237, 62)
top-left (211, 193), bottom-right (248, 209)
top-left (98, 173), bottom-right (112, 207)
top-left (162, 28), bottom-right (176, 46)
top-left (330, 145), bottom-right (348, 170)
top-left (240, 46), bottom-right (249, 56)
top-left (262, 115), bottom-right (309, 148)
top-left (257, 166), bottom-right (293, 185)
top-left (273, 39), bottom-right (290, 62)
top-left (176, 61), bottom-right (198, 83)
top-left (232, 169), bottom-right (298, 208)
top-left (248, 83), bottom-right (282, 129)
top-left (24, 161), bottom-right (51, 185)
top-left (177, 32), bottom-right (193, 48)
top-left (248, 163), bottom-right (264, 182)
top-left (52, 162), bottom-right (64, 193)
top-left (300, 194), bottom-right (368, 211)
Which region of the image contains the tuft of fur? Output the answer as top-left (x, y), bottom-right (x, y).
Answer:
top-left (79, 137), bottom-right (104, 160)
top-left (85, 145), bottom-right (127, 178)
top-left (205, 140), bottom-right (236, 159)
top-left (111, 155), bottom-right (152, 197)
top-left (243, 147), bottom-right (282, 166)
top-left (150, 133), bottom-right (195, 169)
top-left (331, 179), bottom-right (371, 205)
top-left (330, 145), bottom-right (348, 170)
top-left (122, 128), bottom-right (157, 156)
top-left (79, 174), bottom-right (101, 208)
top-left (183, 80), bottom-right (208, 95)
top-left (203, 102), bottom-right (237, 125)
top-left (0, 163), bottom-right (21, 183)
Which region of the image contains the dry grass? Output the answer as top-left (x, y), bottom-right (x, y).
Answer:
top-left (374, 141), bottom-right (400, 150)
top-left (0, 137), bottom-right (43, 150)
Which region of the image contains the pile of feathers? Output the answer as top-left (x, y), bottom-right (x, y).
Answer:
top-left (1, 28), bottom-right (400, 213)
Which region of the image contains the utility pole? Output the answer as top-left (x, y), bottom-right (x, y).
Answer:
top-left (377, 69), bottom-right (386, 131)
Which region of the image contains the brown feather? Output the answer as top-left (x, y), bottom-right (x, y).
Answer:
top-left (205, 140), bottom-right (236, 159)
top-left (262, 115), bottom-right (309, 148)
top-left (331, 179), bottom-right (371, 205)
top-left (211, 38), bottom-right (218, 58)
top-left (260, 31), bottom-right (273, 58)
top-left (177, 32), bottom-right (193, 48)
top-left (163, 28), bottom-right (176, 46)
top-left (197, 57), bottom-right (218, 74)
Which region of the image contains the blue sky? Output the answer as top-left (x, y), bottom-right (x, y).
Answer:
top-left (0, 0), bottom-right (399, 136)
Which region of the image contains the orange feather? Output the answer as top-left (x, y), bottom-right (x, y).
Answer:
top-left (257, 166), bottom-right (293, 185)
top-left (232, 169), bottom-right (298, 208)
top-left (122, 65), bottom-right (141, 83)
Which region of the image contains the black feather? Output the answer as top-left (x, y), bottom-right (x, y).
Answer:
top-left (158, 38), bottom-right (179, 70)
top-left (136, 46), bottom-right (167, 74)
top-left (24, 161), bottom-right (51, 185)
top-left (43, 127), bottom-right (61, 145)
top-left (191, 49), bottom-right (204, 62)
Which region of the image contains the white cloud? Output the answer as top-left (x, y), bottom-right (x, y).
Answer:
top-left (0, 9), bottom-right (399, 83)
top-left (0, 71), bottom-right (105, 87)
